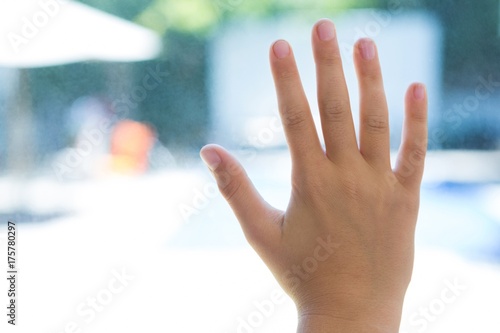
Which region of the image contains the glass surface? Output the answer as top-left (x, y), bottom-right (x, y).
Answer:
top-left (0, 1), bottom-right (499, 332)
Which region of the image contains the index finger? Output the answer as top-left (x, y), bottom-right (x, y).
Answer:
top-left (270, 40), bottom-right (324, 169)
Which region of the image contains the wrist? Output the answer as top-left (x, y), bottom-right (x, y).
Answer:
top-left (296, 297), bottom-right (404, 333)
top-left (297, 314), bottom-right (400, 333)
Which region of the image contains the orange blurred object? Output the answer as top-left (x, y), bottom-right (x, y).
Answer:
top-left (109, 120), bottom-right (155, 174)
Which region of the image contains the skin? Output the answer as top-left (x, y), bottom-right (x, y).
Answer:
top-left (200, 19), bottom-right (428, 332)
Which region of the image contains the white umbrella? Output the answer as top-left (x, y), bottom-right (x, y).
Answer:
top-left (0, 0), bottom-right (162, 173)
top-left (0, 0), bottom-right (162, 67)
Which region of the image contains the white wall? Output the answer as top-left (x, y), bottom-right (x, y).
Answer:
top-left (209, 10), bottom-right (443, 150)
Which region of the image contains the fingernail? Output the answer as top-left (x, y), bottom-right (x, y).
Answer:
top-left (359, 38), bottom-right (376, 60)
top-left (273, 40), bottom-right (290, 59)
top-left (413, 84), bottom-right (425, 100)
top-left (317, 20), bottom-right (336, 41)
top-left (200, 148), bottom-right (221, 171)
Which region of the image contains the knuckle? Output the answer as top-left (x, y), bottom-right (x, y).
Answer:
top-left (408, 147), bottom-right (426, 165)
top-left (359, 68), bottom-right (382, 84)
top-left (396, 157), bottom-right (417, 179)
top-left (218, 173), bottom-right (242, 203)
top-left (411, 109), bottom-right (428, 122)
top-left (214, 162), bottom-right (244, 203)
top-left (320, 99), bottom-right (348, 122)
top-left (282, 104), bottom-right (307, 128)
top-left (363, 115), bottom-right (389, 134)
top-left (278, 68), bottom-right (299, 82)
top-left (318, 51), bottom-right (341, 67)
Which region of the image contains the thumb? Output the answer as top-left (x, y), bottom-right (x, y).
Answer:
top-left (200, 144), bottom-right (282, 249)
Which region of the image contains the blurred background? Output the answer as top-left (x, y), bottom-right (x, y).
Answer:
top-left (0, 0), bottom-right (499, 332)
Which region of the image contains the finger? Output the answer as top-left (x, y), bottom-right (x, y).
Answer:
top-left (270, 40), bottom-right (324, 169)
top-left (354, 38), bottom-right (391, 169)
top-left (394, 83), bottom-right (428, 190)
top-left (312, 19), bottom-right (358, 161)
top-left (200, 144), bottom-right (282, 249)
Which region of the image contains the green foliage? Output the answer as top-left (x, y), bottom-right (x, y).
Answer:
top-left (136, 0), bottom-right (385, 35)
top-left (136, 0), bottom-right (219, 35)
top-left (76, 0), bottom-right (398, 35)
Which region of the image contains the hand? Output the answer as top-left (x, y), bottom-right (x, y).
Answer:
top-left (200, 19), bottom-right (428, 332)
